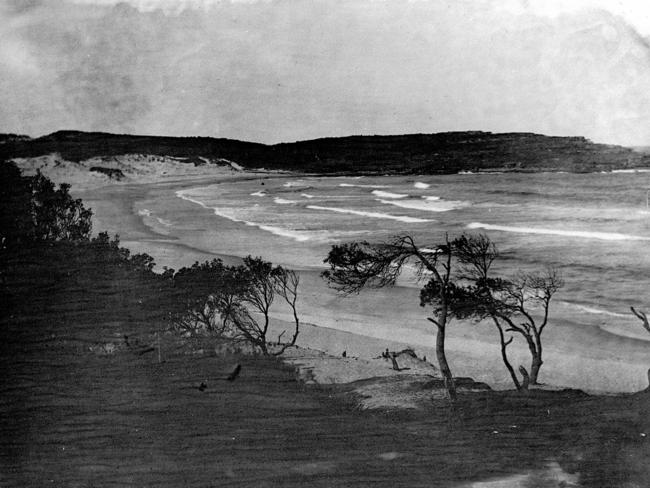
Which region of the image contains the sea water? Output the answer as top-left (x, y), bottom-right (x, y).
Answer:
top-left (174, 172), bottom-right (650, 321)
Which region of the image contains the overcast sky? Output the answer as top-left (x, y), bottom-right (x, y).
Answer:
top-left (1, 0), bottom-right (650, 146)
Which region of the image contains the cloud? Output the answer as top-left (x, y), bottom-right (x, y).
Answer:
top-left (1, 0), bottom-right (650, 145)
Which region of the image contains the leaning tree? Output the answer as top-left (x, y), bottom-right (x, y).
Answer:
top-left (452, 234), bottom-right (524, 389)
top-left (453, 235), bottom-right (563, 388)
top-left (223, 256), bottom-right (301, 355)
top-left (495, 268), bottom-right (563, 385)
top-left (323, 234), bottom-right (489, 401)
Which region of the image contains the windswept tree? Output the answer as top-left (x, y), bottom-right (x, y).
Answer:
top-left (495, 268), bottom-right (564, 385)
top-left (324, 234), bottom-right (564, 396)
top-left (453, 235), bottom-right (524, 389)
top-left (223, 257), bottom-right (300, 355)
top-left (453, 236), bottom-right (563, 388)
top-left (171, 256), bottom-right (301, 355)
top-left (323, 234), bottom-right (487, 401)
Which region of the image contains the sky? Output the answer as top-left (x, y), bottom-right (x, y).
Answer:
top-left (1, 0), bottom-right (650, 146)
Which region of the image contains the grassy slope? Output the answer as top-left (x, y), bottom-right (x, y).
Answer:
top-left (3, 130), bottom-right (649, 173)
top-left (1, 245), bottom-right (649, 487)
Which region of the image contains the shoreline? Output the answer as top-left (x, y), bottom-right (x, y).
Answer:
top-left (74, 171), bottom-right (650, 395)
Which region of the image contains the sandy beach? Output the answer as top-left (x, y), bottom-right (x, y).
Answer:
top-left (72, 170), bottom-right (650, 395)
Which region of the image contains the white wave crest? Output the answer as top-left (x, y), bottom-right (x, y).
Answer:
top-left (177, 190), bottom-right (336, 243)
top-left (307, 205), bottom-right (431, 223)
top-left (567, 303), bottom-right (630, 319)
top-left (414, 182), bottom-right (430, 189)
top-left (371, 190), bottom-right (408, 199)
top-left (339, 183), bottom-right (390, 188)
top-left (422, 196), bottom-right (441, 201)
top-left (274, 197), bottom-right (297, 204)
top-left (301, 193), bottom-right (315, 199)
top-left (378, 198), bottom-right (467, 212)
top-left (467, 222), bottom-right (650, 241)
top-left (137, 208), bottom-right (152, 217)
top-left (251, 191), bottom-right (266, 197)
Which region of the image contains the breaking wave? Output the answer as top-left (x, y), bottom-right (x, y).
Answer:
top-left (307, 205), bottom-right (431, 223)
top-left (566, 303), bottom-right (630, 319)
top-left (414, 182), bottom-right (430, 189)
top-left (274, 197), bottom-right (297, 204)
top-left (177, 190), bottom-right (336, 243)
top-left (254, 225), bottom-right (333, 243)
top-left (371, 190), bottom-right (408, 199)
top-left (251, 191), bottom-right (266, 197)
top-left (378, 198), bottom-right (468, 212)
top-left (467, 222), bottom-right (650, 241)
top-left (339, 183), bottom-right (390, 188)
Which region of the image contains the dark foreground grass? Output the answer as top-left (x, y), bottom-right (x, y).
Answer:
top-left (1, 244), bottom-right (649, 487)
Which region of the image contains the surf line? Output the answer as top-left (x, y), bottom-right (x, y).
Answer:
top-left (176, 190), bottom-right (335, 243)
top-left (307, 205), bottom-right (432, 223)
top-left (467, 222), bottom-right (650, 241)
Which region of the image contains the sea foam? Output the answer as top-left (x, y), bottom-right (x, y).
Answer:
top-left (251, 191), bottom-right (266, 197)
top-left (467, 222), bottom-right (650, 241)
top-left (274, 197), bottom-right (297, 204)
top-left (307, 205), bottom-right (431, 223)
top-left (177, 190), bottom-right (335, 243)
top-left (378, 198), bottom-right (467, 212)
top-left (414, 182), bottom-right (430, 189)
top-left (339, 183), bottom-right (390, 188)
top-left (371, 190), bottom-right (408, 199)
top-left (566, 303), bottom-right (630, 319)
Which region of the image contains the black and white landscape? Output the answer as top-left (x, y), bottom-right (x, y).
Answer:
top-left (2, 1), bottom-right (650, 487)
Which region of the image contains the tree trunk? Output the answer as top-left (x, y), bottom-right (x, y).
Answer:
top-left (493, 318), bottom-right (521, 390)
top-left (529, 353), bottom-right (543, 385)
top-left (435, 323), bottom-right (456, 401)
top-left (519, 366), bottom-right (530, 390)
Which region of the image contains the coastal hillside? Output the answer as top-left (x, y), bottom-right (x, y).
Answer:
top-left (2, 130), bottom-right (648, 174)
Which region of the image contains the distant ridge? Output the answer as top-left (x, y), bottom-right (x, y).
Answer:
top-left (2, 130), bottom-right (648, 174)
